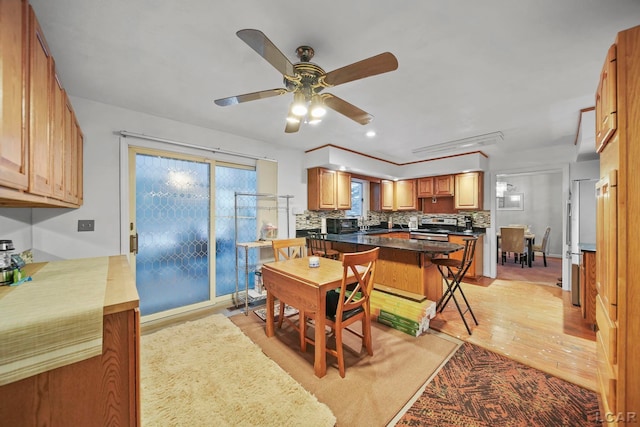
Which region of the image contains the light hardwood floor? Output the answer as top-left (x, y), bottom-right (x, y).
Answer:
top-left (429, 276), bottom-right (597, 392)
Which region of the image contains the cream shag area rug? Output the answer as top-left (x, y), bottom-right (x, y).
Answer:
top-left (141, 314), bottom-right (336, 426)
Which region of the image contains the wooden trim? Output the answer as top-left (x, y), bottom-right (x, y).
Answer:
top-left (574, 106), bottom-right (596, 146)
top-left (304, 143), bottom-right (488, 166)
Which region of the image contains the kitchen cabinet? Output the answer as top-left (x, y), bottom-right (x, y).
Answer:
top-left (579, 250), bottom-right (596, 328)
top-left (307, 167), bottom-right (351, 210)
top-left (380, 179), bottom-right (417, 211)
top-left (0, 256), bottom-right (140, 426)
top-left (28, 6), bottom-right (53, 197)
top-left (595, 44), bottom-right (617, 153)
top-left (417, 175), bottom-right (454, 198)
top-left (594, 24), bottom-right (640, 421)
top-left (0, 1), bottom-right (83, 208)
top-left (448, 234), bottom-right (483, 278)
top-left (0, 0), bottom-right (29, 191)
top-left (373, 231), bottom-right (410, 239)
top-left (454, 172), bottom-right (483, 210)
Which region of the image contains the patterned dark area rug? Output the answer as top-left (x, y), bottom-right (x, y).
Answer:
top-left (396, 342), bottom-right (600, 427)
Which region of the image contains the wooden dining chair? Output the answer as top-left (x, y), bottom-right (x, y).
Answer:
top-left (301, 247), bottom-right (379, 378)
top-left (500, 227), bottom-right (527, 268)
top-left (271, 238), bottom-right (307, 330)
top-left (532, 226), bottom-right (551, 267)
top-left (307, 232), bottom-right (340, 260)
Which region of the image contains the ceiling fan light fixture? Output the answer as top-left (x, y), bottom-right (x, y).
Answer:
top-left (291, 92), bottom-right (308, 116)
top-left (309, 95), bottom-right (327, 118)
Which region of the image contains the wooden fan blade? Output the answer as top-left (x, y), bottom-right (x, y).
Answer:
top-left (284, 118), bottom-right (301, 133)
top-left (323, 52), bottom-right (398, 87)
top-left (236, 29), bottom-right (296, 77)
top-left (214, 88), bottom-right (287, 106)
top-left (323, 94), bottom-right (373, 125)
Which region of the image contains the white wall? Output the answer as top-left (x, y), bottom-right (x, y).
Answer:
top-left (0, 97), bottom-right (307, 262)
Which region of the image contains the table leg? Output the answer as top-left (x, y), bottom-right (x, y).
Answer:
top-left (528, 239), bottom-right (533, 268)
top-left (265, 291), bottom-right (275, 337)
top-left (314, 291), bottom-right (328, 378)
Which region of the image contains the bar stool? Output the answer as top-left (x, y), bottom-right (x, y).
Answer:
top-left (432, 237), bottom-right (479, 335)
top-left (307, 232), bottom-right (340, 260)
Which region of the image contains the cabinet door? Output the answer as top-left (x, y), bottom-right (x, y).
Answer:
top-left (51, 73), bottom-right (66, 200)
top-left (417, 177), bottom-right (433, 197)
top-left (448, 235), bottom-right (482, 277)
top-left (0, 0), bottom-right (29, 191)
top-left (595, 45), bottom-right (617, 153)
top-left (596, 170), bottom-right (617, 321)
top-left (434, 175), bottom-right (454, 196)
top-left (395, 179), bottom-right (417, 211)
top-left (28, 7), bottom-right (53, 197)
top-left (336, 171), bottom-right (351, 210)
top-left (381, 180), bottom-right (394, 211)
top-left (454, 172), bottom-right (483, 210)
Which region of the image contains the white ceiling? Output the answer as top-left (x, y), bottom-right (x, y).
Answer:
top-left (29, 0), bottom-right (640, 163)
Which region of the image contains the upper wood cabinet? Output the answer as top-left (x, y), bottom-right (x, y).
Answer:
top-left (0, 2), bottom-right (83, 208)
top-left (417, 175), bottom-right (454, 198)
top-left (595, 44), bottom-right (617, 153)
top-left (307, 167), bottom-right (351, 210)
top-left (379, 179), bottom-right (417, 211)
top-left (0, 0), bottom-right (29, 191)
top-left (454, 172), bottom-right (483, 210)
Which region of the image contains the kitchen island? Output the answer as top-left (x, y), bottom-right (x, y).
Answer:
top-left (0, 255), bottom-right (140, 427)
top-left (324, 233), bottom-right (463, 301)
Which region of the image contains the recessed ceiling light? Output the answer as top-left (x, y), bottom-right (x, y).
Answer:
top-left (366, 130), bottom-right (376, 137)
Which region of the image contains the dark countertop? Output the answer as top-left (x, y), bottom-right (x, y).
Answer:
top-left (579, 243), bottom-right (596, 252)
top-left (324, 233), bottom-right (463, 255)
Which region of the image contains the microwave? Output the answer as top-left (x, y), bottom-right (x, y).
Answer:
top-left (326, 217), bottom-right (359, 234)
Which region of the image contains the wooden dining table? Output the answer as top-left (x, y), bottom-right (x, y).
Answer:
top-left (261, 256), bottom-right (354, 378)
top-left (496, 230), bottom-right (536, 267)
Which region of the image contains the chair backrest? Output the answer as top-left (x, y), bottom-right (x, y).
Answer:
top-left (272, 238), bottom-right (307, 261)
top-left (459, 237), bottom-right (478, 272)
top-left (540, 226), bottom-right (551, 252)
top-left (307, 232), bottom-right (328, 256)
top-left (501, 227), bottom-right (525, 253)
top-left (336, 247), bottom-right (379, 320)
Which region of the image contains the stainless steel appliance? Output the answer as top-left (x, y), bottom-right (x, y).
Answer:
top-left (409, 217), bottom-right (458, 242)
top-left (0, 240), bottom-right (15, 285)
top-left (408, 216), bottom-right (419, 230)
top-left (326, 217), bottom-right (359, 234)
top-left (464, 215), bottom-right (473, 231)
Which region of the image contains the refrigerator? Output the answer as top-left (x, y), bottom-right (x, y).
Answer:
top-left (568, 179), bottom-right (597, 305)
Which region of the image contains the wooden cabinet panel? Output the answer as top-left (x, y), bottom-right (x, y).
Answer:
top-left (336, 171), bottom-right (351, 210)
top-left (454, 172), bottom-right (483, 210)
top-left (28, 6), bottom-right (53, 197)
top-left (595, 44), bottom-right (617, 153)
top-left (417, 177), bottom-right (434, 197)
top-left (0, 0), bottom-right (29, 191)
top-left (448, 234), bottom-right (483, 278)
top-left (434, 175), bottom-right (454, 196)
top-left (395, 179), bottom-right (417, 211)
top-left (579, 251), bottom-right (597, 327)
top-left (380, 180), bottom-right (394, 211)
top-left (596, 171), bottom-right (617, 320)
top-left (417, 175), bottom-right (454, 198)
top-left (307, 168), bottom-right (351, 210)
top-left (51, 74), bottom-right (65, 200)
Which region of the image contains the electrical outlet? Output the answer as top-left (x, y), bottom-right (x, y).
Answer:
top-left (78, 219), bottom-right (95, 232)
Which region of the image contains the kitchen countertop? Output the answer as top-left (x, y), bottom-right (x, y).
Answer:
top-left (579, 243), bottom-right (596, 252)
top-left (324, 233), bottom-right (463, 255)
top-left (354, 228), bottom-right (486, 237)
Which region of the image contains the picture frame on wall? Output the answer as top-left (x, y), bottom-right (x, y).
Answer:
top-left (497, 192), bottom-right (524, 210)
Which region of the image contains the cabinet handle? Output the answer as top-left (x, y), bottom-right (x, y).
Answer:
top-left (130, 233), bottom-right (138, 254)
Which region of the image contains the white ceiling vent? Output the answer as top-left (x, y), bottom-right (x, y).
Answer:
top-left (412, 131), bottom-right (504, 157)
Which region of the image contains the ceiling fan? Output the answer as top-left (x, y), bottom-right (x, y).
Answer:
top-left (214, 29), bottom-right (399, 133)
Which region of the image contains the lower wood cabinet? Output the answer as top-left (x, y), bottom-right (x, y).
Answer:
top-left (579, 250), bottom-right (596, 328)
top-left (448, 234), bottom-right (483, 278)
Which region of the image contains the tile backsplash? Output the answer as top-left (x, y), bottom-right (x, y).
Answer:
top-left (296, 210), bottom-right (491, 230)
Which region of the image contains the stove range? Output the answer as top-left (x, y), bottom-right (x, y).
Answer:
top-left (409, 217), bottom-right (459, 241)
